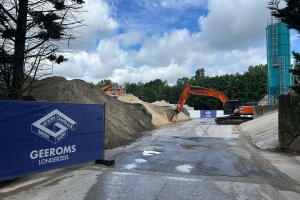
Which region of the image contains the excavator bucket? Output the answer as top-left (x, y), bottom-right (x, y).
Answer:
top-left (166, 109), bottom-right (178, 121)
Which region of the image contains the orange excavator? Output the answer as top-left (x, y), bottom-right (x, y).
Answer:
top-left (101, 83), bottom-right (126, 97)
top-left (101, 83), bottom-right (115, 91)
top-left (167, 85), bottom-right (257, 125)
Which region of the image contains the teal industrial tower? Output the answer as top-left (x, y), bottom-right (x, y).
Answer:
top-left (266, 17), bottom-right (291, 105)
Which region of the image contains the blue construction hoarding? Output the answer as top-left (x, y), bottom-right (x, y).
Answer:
top-left (200, 110), bottom-right (216, 118)
top-left (0, 101), bottom-right (105, 181)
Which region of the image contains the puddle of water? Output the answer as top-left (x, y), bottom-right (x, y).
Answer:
top-left (181, 144), bottom-right (197, 149)
top-left (167, 177), bottom-right (199, 182)
top-left (143, 150), bottom-right (162, 156)
top-left (135, 159), bottom-right (147, 163)
top-left (150, 143), bottom-right (164, 147)
top-left (125, 163), bottom-right (137, 169)
top-left (180, 144), bottom-right (210, 149)
top-left (185, 137), bottom-right (203, 141)
top-left (176, 164), bottom-right (193, 173)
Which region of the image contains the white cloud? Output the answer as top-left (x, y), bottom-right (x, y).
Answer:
top-left (134, 29), bottom-right (192, 67)
top-left (118, 30), bottom-right (145, 47)
top-left (53, 0), bottom-right (287, 85)
top-left (68, 0), bottom-right (119, 50)
top-left (56, 38), bottom-right (129, 82)
top-left (107, 64), bottom-right (189, 85)
top-left (198, 0), bottom-right (270, 50)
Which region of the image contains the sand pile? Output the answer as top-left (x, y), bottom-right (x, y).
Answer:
top-left (118, 95), bottom-right (190, 127)
top-left (239, 111), bottom-right (278, 150)
top-left (152, 100), bottom-right (194, 110)
top-left (152, 100), bottom-right (172, 107)
top-left (31, 76), bottom-right (190, 149)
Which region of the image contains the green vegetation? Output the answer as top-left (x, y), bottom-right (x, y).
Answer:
top-left (268, 0), bottom-right (300, 114)
top-left (97, 64), bottom-right (267, 110)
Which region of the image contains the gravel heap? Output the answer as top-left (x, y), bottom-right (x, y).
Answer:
top-left (118, 94), bottom-right (190, 127)
top-left (31, 76), bottom-right (190, 149)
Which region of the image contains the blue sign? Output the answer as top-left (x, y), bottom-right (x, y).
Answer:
top-left (0, 101), bottom-right (105, 181)
top-left (200, 110), bottom-right (217, 118)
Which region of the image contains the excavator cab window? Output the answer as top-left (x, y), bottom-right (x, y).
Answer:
top-left (223, 100), bottom-right (240, 115)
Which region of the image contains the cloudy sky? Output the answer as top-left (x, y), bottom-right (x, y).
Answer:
top-left (53, 0), bottom-right (299, 85)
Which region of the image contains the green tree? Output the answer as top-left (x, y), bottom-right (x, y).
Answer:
top-left (176, 77), bottom-right (190, 88)
top-left (144, 79), bottom-right (168, 101)
top-left (141, 87), bottom-right (156, 102)
top-left (159, 86), bottom-right (179, 104)
top-left (124, 82), bottom-right (144, 96)
top-left (96, 79), bottom-right (113, 89)
top-left (0, 0), bottom-right (84, 99)
top-left (175, 64), bottom-right (267, 110)
top-left (268, 0), bottom-right (300, 94)
top-left (144, 79), bottom-right (167, 89)
top-left (190, 68), bottom-right (206, 86)
top-left (119, 64), bottom-right (267, 109)
top-left (241, 64), bottom-right (267, 102)
top-left (290, 58), bottom-right (300, 94)
top-left (193, 68), bottom-right (205, 79)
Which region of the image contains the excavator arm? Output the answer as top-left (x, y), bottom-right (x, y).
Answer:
top-left (167, 85), bottom-right (229, 121)
top-left (101, 83), bottom-right (115, 91)
top-left (175, 85), bottom-right (228, 113)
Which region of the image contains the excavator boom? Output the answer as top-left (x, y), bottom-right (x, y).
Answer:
top-left (101, 83), bottom-right (115, 91)
top-left (175, 85), bottom-right (228, 113)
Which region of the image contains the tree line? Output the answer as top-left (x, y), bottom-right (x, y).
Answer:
top-left (97, 64), bottom-right (267, 110)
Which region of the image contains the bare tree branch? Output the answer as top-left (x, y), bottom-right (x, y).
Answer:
top-left (0, 2), bottom-right (17, 23)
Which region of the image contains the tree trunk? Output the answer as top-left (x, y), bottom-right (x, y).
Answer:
top-left (11, 0), bottom-right (28, 99)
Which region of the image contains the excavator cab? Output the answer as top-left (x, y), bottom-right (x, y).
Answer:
top-left (223, 100), bottom-right (241, 115)
top-left (224, 100), bottom-right (257, 116)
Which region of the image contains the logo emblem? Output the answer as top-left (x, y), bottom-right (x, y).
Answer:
top-left (205, 111), bottom-right (211, 115)
top-left (31, 109), bottom-right (77, 144)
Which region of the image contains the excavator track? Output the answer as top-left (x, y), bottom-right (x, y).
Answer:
top-left (215, 116), bottom-right (253, 125)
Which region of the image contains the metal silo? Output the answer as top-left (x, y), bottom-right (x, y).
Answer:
top-left (266, 17), bottom-right (291, 105)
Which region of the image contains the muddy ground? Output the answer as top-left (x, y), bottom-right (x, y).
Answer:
top-left (31, 76), bottom-right (190, 149)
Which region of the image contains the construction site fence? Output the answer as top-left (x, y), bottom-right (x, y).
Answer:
top-left (0, 101), bottom-right (105, 181)
top-left (188, 110), bottom-right (237, 119)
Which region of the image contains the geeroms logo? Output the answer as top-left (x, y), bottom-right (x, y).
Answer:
top-left (30, 145), bottom-right (76, 165)
top-left (31, 109), bottom-right (77, 144)
top-left (30, 109), bottom-right (77, 165)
